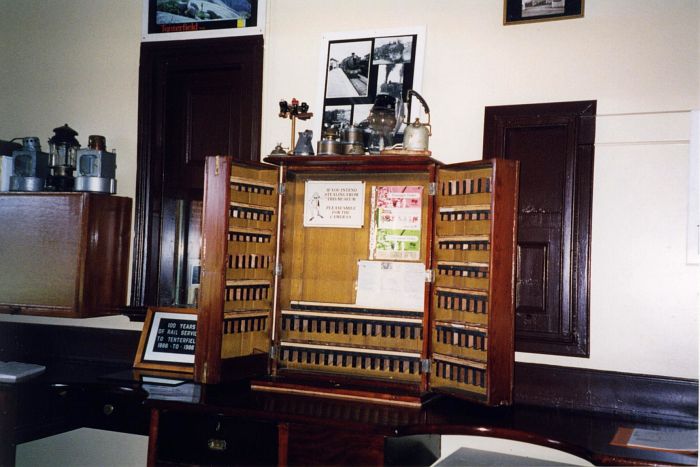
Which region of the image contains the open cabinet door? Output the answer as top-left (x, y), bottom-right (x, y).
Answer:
top-left (195, 156), bottom-right (279, 383)
top-left (429, 159), bottom-right (519, 406)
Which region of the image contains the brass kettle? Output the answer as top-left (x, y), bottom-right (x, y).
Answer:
top-left (402, 90), bottom-right (431, 152)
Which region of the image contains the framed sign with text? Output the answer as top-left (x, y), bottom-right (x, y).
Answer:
top-left (303, 180), bottom-right (366, 228)
top-left (134, 307), bottom-right (197, 374)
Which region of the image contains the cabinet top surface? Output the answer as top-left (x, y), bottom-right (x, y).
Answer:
top-left (0, 192), bottom-right (130, 200)
top-left (264, 154), bottom-right (443, 168)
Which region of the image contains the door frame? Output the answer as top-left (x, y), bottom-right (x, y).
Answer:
top-left (483, 100), bottom-right (595, 357)
top-left (130, 36), bottom-right (264, 316)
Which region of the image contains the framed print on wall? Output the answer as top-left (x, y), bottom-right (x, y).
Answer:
top-left (316, 27), bottom-right (426, 141)
top-left (142, 0), bottom-right (265, 41)
top-left (504, 0), bottom-right (584, 25)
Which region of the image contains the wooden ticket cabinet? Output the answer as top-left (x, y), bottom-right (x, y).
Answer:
top-left (195, 155), bottom-right (518, 407)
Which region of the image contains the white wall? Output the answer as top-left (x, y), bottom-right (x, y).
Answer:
top-left (0, 0), bottom-right (143, 331)
top-left (0, 1), bottom-right (697, 379)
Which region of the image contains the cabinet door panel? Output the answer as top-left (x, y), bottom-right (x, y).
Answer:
top-left (430, 161), bottom-right (518, 406)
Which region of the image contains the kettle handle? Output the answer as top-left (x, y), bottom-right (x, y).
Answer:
top-left (406, 90), bottom-right (430, 124)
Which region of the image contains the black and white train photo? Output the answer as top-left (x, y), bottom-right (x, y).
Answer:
top-left (325, 41), bottom-right (371, 98)
top-left (522, 0), bottom-right (565, 18)
top-left (372, 36), bottom-right (413, 65)
top-left (376, 63), bottom-right (404, 100)
top-left (352, 104), bottom-right (373, 127)
top-left (322, 105), bottom-right (352, 129)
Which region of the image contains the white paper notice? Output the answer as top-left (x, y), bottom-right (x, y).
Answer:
top-left (355, 260), bottom-right (425, 311)
top-left (303, 180), bottom-right (365, 228)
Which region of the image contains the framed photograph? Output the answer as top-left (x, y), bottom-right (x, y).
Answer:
top-left (504, 0), bottom-right (584, 25)
top-left (316, 27), bottom-right (425, 140)
top-left (142, 0), bottom-right (265, 42)
top-left (134, 307), bottom-right (197, 374)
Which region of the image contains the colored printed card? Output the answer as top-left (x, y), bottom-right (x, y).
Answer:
top-left (370, 185), bottom-right (423, 260)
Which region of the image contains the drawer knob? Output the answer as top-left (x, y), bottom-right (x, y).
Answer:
top-left (103, 404), bottom-right (115, 415)
top-left (207, 439), bottom-right (227, 452)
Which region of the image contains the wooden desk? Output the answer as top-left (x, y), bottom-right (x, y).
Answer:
top-left (0, 322), bottom-right (149, 466)
top-left (0, 361), bottom-right (150, 466)
top-left (145, 380), bottom-right (698, 466)
top-left (1, 322), bottom-right (697, 466)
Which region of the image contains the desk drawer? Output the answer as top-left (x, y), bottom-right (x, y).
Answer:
top-left (82, 386), bottom-right (149, 435)
top-left (156, 411), bottom-right (278, 465)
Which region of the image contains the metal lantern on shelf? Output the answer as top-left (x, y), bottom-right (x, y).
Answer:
top-left (46, 124), bottom-right (80, 191)
top-left (75, 135), bottom-right (117, 194)
top-left (9, 137), bottom-right (49, 192)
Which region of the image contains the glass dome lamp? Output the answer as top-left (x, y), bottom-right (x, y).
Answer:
top-left (47, 123), bottom-right (80, 191)
top-left (367, 94), bottom-right (399, 154)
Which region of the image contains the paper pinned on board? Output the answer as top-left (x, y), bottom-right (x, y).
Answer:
top-left (355, 260), bottom-right (425, 312)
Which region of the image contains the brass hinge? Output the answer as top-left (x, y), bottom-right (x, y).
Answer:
top-left (428, 182), bottom-right (437, 196)
top-left (425, 269), bottom-right (434, 283)
top-left (269, 345), bottom-right (278, 359)
top-left (278, 182), bottom-right (286, 195)
top-left (420, 359), bottom-right (431, 374)
top-left (274, 263), bottom-right (283, 276)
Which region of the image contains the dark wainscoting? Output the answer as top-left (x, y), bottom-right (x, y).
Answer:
top-left (0, 321), bottom-right (140, 366)
top-left (1, 322), bottom-right (696, 424)
top-left (514, 362), bottom-right (698, 425)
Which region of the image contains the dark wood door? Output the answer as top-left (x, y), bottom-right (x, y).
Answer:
top-left (483, 101), bottom-right (595, 356)
top-left (164, 66), bottom-right (248, 194)
top-left (132, 36), bottom-right (263, 311)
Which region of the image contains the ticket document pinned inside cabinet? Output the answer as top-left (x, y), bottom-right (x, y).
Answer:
top-left (355, 260), bottom-right (425, 311)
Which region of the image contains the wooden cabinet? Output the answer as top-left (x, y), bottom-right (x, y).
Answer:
top-left (0, 193), bottom-right (132, 318)
top-left (195, 155), bottom-right (518, 406)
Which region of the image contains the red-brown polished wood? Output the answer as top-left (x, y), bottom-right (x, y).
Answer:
top-left (195, 157), bottom-right (231, 384)
top-left (145, 382), bottom-right (698, 467)
top-left (196, 155), bottom-right (519, 407)
top-left (0, 193), bottom-right (131, 318)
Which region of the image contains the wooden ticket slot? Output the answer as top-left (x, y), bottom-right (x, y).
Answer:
top-left (195, 155), bottom-right (518, 407)
top-left (196, 160), bottom-right (278, 382)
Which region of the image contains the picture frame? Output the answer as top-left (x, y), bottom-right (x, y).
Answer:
top-left (503, 0), bottom-right (584, 25)
top-left (134, 307), bottom-right (197, 374)
top-left (141, 0), bottom-right (265, 42)
top-left (316, 26), bottom-right (426, 143)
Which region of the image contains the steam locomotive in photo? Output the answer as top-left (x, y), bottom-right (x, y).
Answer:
top-left (339, 53), bottom-right (369, 78)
